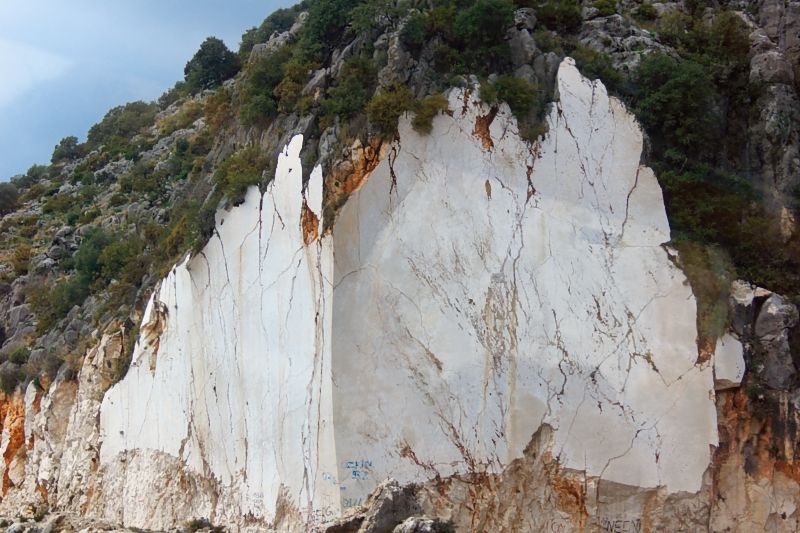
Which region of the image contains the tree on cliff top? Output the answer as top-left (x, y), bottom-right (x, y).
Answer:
top-left (184, 37), bottom-right (241, 93)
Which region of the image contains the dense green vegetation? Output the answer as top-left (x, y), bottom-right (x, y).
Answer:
top-left (86, 101), bottom-right (159, 157)
top-left (51, 136), bottom-right (84, 163)
top-left (621, 13), bottom-right (799, 296)
top-left (184, 37), bottom-right (241, 93)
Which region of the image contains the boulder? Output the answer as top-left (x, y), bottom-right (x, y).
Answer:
top-left (754, 294), bottom-right (799, 389)
top-left (358, 479), bottom-right (422, 533)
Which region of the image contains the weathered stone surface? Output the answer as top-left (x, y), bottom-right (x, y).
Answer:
top-left (356, 480), bottom-right (421, 533)
top-left (754, 294), bottom-right (799, 390)
top-left (715, 334), bottom-right (746, 390)
top-left (509, 28), bottom-right (538, 67)
top-left (76, 59), bottom-right (715, 530)
top-left (0, 57), bottom-right (796, 532)
top-left (249, 12), bottom-right (307, 64)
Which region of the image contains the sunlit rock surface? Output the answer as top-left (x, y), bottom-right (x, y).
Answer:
top-left (91, 59), bottom-right (718, 529)
top-left (99, 135), bottom-right (337, 527)
top-left (0, 59), bottom-right (774, 531)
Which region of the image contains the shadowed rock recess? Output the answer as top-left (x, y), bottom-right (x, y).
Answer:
top-left (2, 56), bottom-right (796, 532)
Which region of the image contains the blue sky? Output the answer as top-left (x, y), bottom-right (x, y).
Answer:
top-left (0, 0), bottom-right (295, 180)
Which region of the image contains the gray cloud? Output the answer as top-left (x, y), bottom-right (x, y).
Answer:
top-left (0, 0), bottom-right (295, 179)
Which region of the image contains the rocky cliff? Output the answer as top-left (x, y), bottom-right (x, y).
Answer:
top-left (0, 58), bottom-right (794, 532)
top-left (0, 1), bottom-right (799, 532)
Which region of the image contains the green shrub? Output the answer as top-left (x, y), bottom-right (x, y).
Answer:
top-left (157, 81), bottom-right (189, 109)
top-left (684, 0), bottom-right (711, 16)
top-left (119, 161), bottom-right (167, 197)
top-left (214, 147), bottom-right (268, 205)
top-left (184, 37), bottom-right (241, 93)
top-left (0, 183), bottom-right (19, 216)
top-left (431, 43), bottom-right (461, 73)
top-left (533, 29), bottom-right (565, 54)
top-left (453, 0), bottom-right (515, 73)
top-left (571, 44), bottom-right (621, 91)
top-left (155, 196), bottom-right (220, 267)
top-left (632, 55), bottom-right (718, 156)
top-left (298, 0), bottom-right (363, 60)
top-left (41, 193), bottom-right (73, 215)
top-left (636, 2), bottom-right (658, 21)
top-left (706, 11), bottom-right (750, 65)
top-left (74, 228), bottom-right (113, 283)
top-left (10, 244), bottom-right (32, 275)
top-left (86, 101), bottom-right (159, 154)
top-left (51, 136), bottom-right (83, 163)
top-left (204, 88), bottom-right (234, 134)
top-left (480, 75), bottom-right (538, 117)
top-left (425, 4), bottom-right (456, 39)
top-left (593, 0), bottom-right (616, 16)
top-left (400, 12), bottom-right (428, 55)
top-left (78, 207), bottom-right (101, 225)
top-left (652, 155), bottom-right (800, 292)
top-left (366, 85), bottom-right (415, 137)
top-left (98, 237), bottom-right (144, 284)
top-left (240, 46), bottom-right (293, 125)
top-left (109, 193), bottom-right (127, 207)
top-left (274, 60), bottom-right (317, 113)
top-left (412, 94), bottom-right (449, 134)
top-left (8, 346), bottom-right (30, 365)
top-left (534, 0), bottom-right (583, 33)
top-left (322, 55), bottom-right (378, 119)
top-left (159, 100), bottom-right (204, 135)
top-left (350, 0), bottom-right (407, 34)
top-left (28, 277), bottom-right (90, 333)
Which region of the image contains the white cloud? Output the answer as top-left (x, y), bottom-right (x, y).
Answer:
top-left (0, 38), bottom-right (71, 108)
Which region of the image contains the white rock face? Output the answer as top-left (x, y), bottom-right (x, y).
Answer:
top-left (331, 58), bottom-right (716, 502)
top-left (99, 136), bottom-right (338, 528)
top-left (714, 334), bottom-right (746, 390)
top-left (90, 59), bottom-right (718, 529)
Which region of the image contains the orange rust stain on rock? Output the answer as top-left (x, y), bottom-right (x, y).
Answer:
top-left (141, 301), bottom-right (168, 373)
top-left (36, 481), bottom-right (48, 504)
top-left (461, 88), bottom-right (472, 115)
top-left (526, 165), bottom-right (536, 200)
top-left (0, 393), bottom-right (26, 494)
top-left (323, 137), bottom-right (388, 231)
top-left (326, 138), bottom-right (386, 198)
top-left (32, 390), bottom-right (42, 414)
top-left (543, 451), bottom-right (589, 528)
top-left (695, 336), bottom-right (715, 365)
top-left (301, 203), bottom-right (319, 245)
top-left (473, 107), bottom-right (498, 150)
top-left (712, 381), bottom-right (800, 525)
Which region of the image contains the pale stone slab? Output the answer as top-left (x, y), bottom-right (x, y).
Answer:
top-left (714, 334), bottom-right (746, 390)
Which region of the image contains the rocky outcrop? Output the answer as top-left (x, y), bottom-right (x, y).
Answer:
top-left (744, 1), bottom-right (800, 230)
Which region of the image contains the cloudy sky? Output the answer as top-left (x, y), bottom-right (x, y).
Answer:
top-left (0, 0), bottom-right (294, 180)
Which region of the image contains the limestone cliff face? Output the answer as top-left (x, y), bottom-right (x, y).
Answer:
top-left (0, 59), bottom-right (796, 532)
